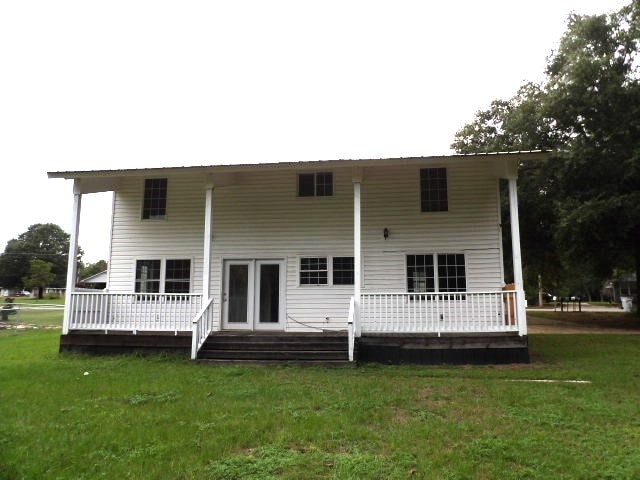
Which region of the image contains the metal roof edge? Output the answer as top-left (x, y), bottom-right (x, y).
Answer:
top-left (47, 150), bottom-right (553, 179)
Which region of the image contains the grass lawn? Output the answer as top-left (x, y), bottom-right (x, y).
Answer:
top-left (1, 331), bottom-right (639, 479)
top-left (1, 303), bottom-right (63, 329)
top-left (529, 310), bottom-right (639, 329)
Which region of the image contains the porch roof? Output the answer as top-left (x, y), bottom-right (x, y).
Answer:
top-left (48, 150), bottom-right (550, 180)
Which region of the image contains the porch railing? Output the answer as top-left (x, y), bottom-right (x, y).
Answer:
top-left (67, 292), bottom-right (203, 333)
top-left (191, 297), bottom-right (216, 360)
top-left (360, 291), bottom-right (521, 335)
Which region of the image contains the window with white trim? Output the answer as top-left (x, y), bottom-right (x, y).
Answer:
top-left (300, 257), bottom-right (328, 285)
top-left (135, 259), bottom-right (191, 293)
top-left (298, 172), bottom-right (333, 197)
top-left (420, 168), bottom-right (448, 212)
top-left (407, 254), bottom-right (465, 292)
top-left (142, 178), bottom-right (168, 220)
top-left (299, 256), bottom-right (355, 286)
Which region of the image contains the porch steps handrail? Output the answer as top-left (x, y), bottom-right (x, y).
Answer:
top-left (191, 297), bottom-right (215, 360)
top-left (347, 296), bottom-right (355, 362)
top-left (360, 291), bottom-right (521, 335)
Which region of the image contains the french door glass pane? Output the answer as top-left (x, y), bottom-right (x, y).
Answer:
top-left (228, 264), bottom-right (248, 323)
top-left (259, 264), bottom-right (279, 323)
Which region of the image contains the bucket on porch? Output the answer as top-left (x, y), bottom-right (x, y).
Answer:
top-left (503, 283), bottom-right (516, 325)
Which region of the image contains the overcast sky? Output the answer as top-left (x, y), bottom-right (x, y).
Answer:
top-left (0, 0), bottom-right (629, 263)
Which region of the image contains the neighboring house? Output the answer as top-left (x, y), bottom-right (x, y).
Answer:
top-left (49, 152), bottom-right (546, 364)
top-left (79, 270), bottom-right (108, 290)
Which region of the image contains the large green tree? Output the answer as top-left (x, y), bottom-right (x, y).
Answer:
top-left (22, 259), bottom-right (56, 299)
top-left (0, 224), bottom-right (78, 290)
top-left (452, 1), bottom-right (640, 298)
top-left (545, 2), bottom-right (640, 284)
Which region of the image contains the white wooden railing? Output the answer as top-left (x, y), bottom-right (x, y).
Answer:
top-left (347, 296), bottom-right (355, 362)
top-left (191, 297), bottom-right (216, 360)
top-left (67, 292), bottom-right (203, 333)
top-left (360, 291), bottom-right (521, 335)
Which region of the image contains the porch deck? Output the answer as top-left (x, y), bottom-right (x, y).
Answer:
top-left (61, 290), bottom-right (528, 364)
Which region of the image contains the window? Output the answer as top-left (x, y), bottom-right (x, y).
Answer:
top-left (165, 259), bottom-right (191, 293)
top-left (332, 257), bottom-right (354, 285)
top-left (407, 255), bottom-right (435, 293)
top-left (142, 178), bottom-right (168, 219)
top-left (135, 260), bottom-right (161, 293)
top-left (298, 172), bottom-right (333, 197)
top-left (437, 254), bottom-right (466, 292)
top-left (406, 254), bottom-right (465, 292)
top-left (420, 168), bottom-right (448, 212)
top-left (135, 259), bottom-right (191, 293)
top-left (299, 256), bottom-right (354, 286)
top-left (300, 257), bottom-right (328, 285)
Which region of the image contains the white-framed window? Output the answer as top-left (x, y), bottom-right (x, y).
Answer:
top-left (135, 258), bottom-right (191, 293)
top-left (142, 178), bottom-right (168, 220)
top-left (407, 253), bottom-right (466, 293)
top-left (420, 168), bottom-right (448, 212)
top-left (300, 257), bottom-right (328, 285)
top-left (299, 256), bottom-right (355, 286)
top-left (298, 172), bottom-right (334, 197)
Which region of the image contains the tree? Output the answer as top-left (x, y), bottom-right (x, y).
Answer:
top-left (452, 85), bottom-right (567, 299)
top-left (452, 1), bottom-right (640, 298)
top-left (22, 259), bottom-right (56, 299)
top-left (0, 224), bottom-right (79, 290)
top-left (544, 2), bottom-right (640, 286)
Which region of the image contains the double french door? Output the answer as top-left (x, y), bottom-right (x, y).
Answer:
top-left (222, 259), bottom-right (286, 330)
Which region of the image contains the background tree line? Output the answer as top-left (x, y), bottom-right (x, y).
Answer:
top-left (0, 223), bottom-right (106, 298)
top-left (452, 1), bottom-right (640, 301)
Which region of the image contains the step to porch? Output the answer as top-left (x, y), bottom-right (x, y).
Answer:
top-left (196, 331), bottom-right (351, 365)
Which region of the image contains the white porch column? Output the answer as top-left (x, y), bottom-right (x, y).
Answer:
top-left (508, 177), bottom-right (527, 335)
top-left (62, 181), bottom-right (82, 334)
top-left (353, 174), bottom-right (362, 337)
top-left (202, 185), bottom-right (214, 300)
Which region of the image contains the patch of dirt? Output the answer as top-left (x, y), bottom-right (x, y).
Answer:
top-left (0, 322), bottom-right (60, 330)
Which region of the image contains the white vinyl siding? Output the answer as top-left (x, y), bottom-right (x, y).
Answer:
top-left (107, 158), bottom-right (504, 332)
top-left (109, 176), bottom-right (205, 294)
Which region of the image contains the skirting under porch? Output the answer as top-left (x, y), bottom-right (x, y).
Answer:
top-left (59, 330), bottom-right (529, 365)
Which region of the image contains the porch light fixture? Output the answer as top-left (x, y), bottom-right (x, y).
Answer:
top-left (383, 228), bottom-right (389, 240)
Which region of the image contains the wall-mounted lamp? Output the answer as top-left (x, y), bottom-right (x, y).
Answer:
top-left (383, 228), bottom-right (389, 240)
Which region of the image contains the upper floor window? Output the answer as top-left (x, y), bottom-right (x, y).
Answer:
top-left (142, 178), bottom-right (168, 219)
top-left (420, 168), bottom-right (448, 212)
top-left (298, 172), bottom-right (333, 197)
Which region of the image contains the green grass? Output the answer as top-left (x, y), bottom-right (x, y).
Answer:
top-left (1, 305), bottom-right (63, 328)
top-left (1, 331), bottom-right (640, 479)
